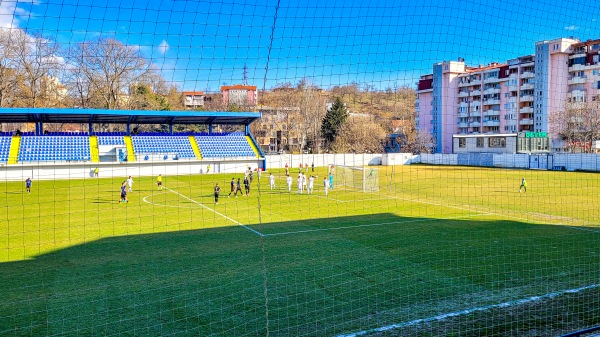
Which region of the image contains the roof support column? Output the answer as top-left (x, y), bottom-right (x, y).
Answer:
top-left (208, 124), bottom-right (213, 135)
top-left (245, 124), bottom-right (250, 136)
top-left (169, 124), bottom-right (173, 135)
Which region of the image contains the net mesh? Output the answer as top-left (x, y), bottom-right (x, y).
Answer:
top-left (0, 1), bottom-right (600, 336)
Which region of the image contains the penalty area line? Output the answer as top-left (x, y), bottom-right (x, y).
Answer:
top-left (335, 282), bottom-right (600, 337)
top-left (165, 187), bottom-right (264, 237)
top-left (263, 212), bottom-right (491, 237)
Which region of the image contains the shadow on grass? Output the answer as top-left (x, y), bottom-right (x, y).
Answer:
top-left (0, 213), bottom-right (599, 337)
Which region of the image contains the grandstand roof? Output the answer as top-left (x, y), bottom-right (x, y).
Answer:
top-left (0, 108), bottom-right (261, 125)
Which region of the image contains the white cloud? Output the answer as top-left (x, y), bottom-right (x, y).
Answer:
top-left (158, 40), bottom-right (169, 54)
top-left (564, 25), bottom-right (579, 31)
top-left (0, 1), bottom-right (22, 28)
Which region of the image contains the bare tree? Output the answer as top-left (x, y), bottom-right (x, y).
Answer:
top-left (550, 100), bottom-right (600, 153)
top-left (12, 30), bottom-right (63, 108)
top-left (0, 28), bottom-right (21, 107)
top-left (331, 115), bottom-right (386, 153)
top-left (68, 37), bottom-right (150, 109)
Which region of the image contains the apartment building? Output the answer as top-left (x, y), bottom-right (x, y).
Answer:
top-left (221, 85), bottom-right (258, 107)
top-left (182, 91), bottom-right (204, 109)
top-left (416, 37), bottom-right (596, 153)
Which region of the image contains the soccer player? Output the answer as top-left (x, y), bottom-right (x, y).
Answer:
top-left (249, 170), bottom-right (254, 184)
top-left (214, 183), bottom-right (221, 204)
top-left (228, 178), bottom-right (235, 197)
top-left (329, 173), bottom-right (334, 190)
top-left (299, 163), bottom-right (303, 173)
top-left (323, 176), bottom-right (330, 196)
top-left (286, 175), bottom-right (293, 192)
top-left (308, 175), bottom-right (315, 194)
top-left (302, 173), bottom-right (307, 192)
top-left (285, 163), bottom-right (289, 176)
top-left (244, 176), bottom-right (250, 196)
top-left (519, 177), bottom-right (527, 193)
top-left (157, 174), bottom-right (163, 190)
top-left (235, 178), bottom-right (243, 197)
top-left (311, 162), bottom-right (314, 173)
top-left (269, 173), bottom-right (276, 190)
top-left (297, 174), bottom-right (303, 194)
top-left (25, 177), bottom-right (32, 194)
top-left (126, 176), bottom-right (134, 192)
top-left (119, 181), bottom-right (128, 203)
top-left (94, 167), bottom-right (99, 177)
top-left (207, 164), bottom-right (211, 174)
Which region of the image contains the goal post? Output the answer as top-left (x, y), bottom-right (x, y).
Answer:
top-left (334, 165), bottom-right (380, 192)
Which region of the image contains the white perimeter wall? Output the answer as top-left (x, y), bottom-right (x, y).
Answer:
top-left (264, 153), bottom-right (385, 169)
top-left (3, 152), bottom-right (600, 181)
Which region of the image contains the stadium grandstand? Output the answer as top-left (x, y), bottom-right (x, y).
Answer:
top-left (0, 108), bottom-right (264, 178)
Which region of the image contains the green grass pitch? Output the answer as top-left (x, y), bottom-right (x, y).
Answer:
top-left (1, 165), bottom-right (600, 336)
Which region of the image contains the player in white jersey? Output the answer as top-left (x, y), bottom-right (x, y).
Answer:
top-left (307, 175), bottom-right (315, 194)
top-left (126, 176), bottom-right (134, 192)
top-left (323, 176), bottom-right (330, 196)
top-left (301, 173), bottom-right (307, 193)
top-left (297, 175), bottom-right (303, 194)
top-left (269, 173), bottom-right (276, 190)
top-left (286, 175), bottom-right (293, 192)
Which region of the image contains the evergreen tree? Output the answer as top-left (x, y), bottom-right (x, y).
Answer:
top-left (321, 97), bottom-right (349, 148)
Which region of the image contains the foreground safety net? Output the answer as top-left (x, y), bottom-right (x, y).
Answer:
top-left (1, 1), bottom-right (600, 336)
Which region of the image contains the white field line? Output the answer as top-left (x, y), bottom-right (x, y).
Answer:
top-left (263, 212), bottom-right (491, 237)
top-left (335, 283), bottom-right (600, 337)
top-left (142, 195), bottom-right (196, 209)
top-left (165, 187), bottom-right (264, 237)
top-left (383, 192), bottom-right (600, 234)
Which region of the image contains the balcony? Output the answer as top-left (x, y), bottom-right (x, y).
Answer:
top-left (458, 79), bottom-right (481, 87)
top-left (568, 76), bottom-right (587, 85)
top-left (459, 102), bottom-right (469, 108)
top-left (520, 83), bottom-right (534, 90)
top-left (483, 110), bottom-right (500, 116)
top-left (568, 89), bottom-right (586, 97)
top-left (470, 101), bottom-right (481, 107)
top-left (457, 122), bottom-right (469, 128)
top-left (569, 52), bottom-right (587, 59)
top-left (519, 107), bottom-right (533, 114)
top-left (483, 99), bottom-right (501, 105)
top-left (470, 122), bottom-right (481, 127)
top-left (519, 119), bottom-right (533, 125)
top-left (488, 76), bottom-right (505, 83)
top-left (471, 89), bottom-right (481, 96)
top-left (458, 112), bottom-right (469, 118)
top-left (459, 91), bottom-right (469, 97)
top-left (569, 64), bottom-right (585, 72)
top-left (508, 96), bottom-right (518, 103)
top-left (521, 71), bottom-right (534, 78)
top-left (469, 111), bottom-right (481, 117)
top-left (483, 120), bottom-right (500, 127)
top-left (520, 95), bottom-right (534, 102)
top-left (483, 88), bottom-right (500, 95)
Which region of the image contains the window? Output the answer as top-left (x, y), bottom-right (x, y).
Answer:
top-left (458, 138), bottom-right (466, 148)
top-left (489, 137), bottom-right (506, 148)
top-left (476, 137), bottom-right (484, 148)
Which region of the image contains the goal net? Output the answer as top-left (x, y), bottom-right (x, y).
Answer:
top-left (334, 165), bottom-right (380, 192)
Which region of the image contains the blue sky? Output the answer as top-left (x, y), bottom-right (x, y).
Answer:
top-left (3, 0), bottom-right (600, 92)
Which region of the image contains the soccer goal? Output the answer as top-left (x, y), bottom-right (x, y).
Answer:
top-left (334, 166), bottom-right (380, 192)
